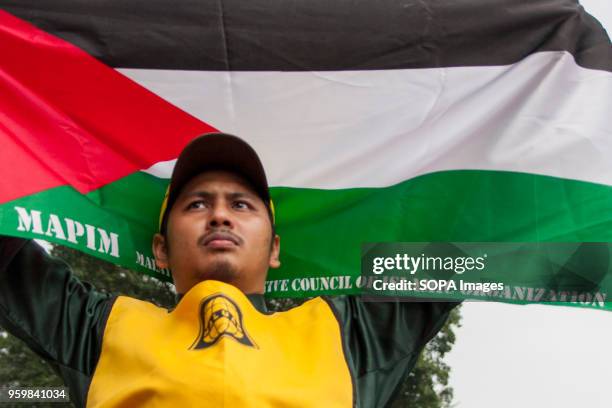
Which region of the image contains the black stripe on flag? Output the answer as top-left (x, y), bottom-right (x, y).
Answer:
top-left (2, 0), bottom-right (611, 71)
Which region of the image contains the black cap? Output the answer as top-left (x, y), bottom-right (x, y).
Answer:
top-left (159, 133), bottom-right (272, 232)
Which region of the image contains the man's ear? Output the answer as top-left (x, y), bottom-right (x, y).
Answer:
top-left (269, 234), bottom-right (281, 269)
top-left (152, 233), bottom-right (169, 269)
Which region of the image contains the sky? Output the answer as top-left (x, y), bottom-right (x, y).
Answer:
top-left (446, 4), bottom-right (612, 407)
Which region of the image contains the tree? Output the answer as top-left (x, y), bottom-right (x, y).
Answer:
top-left (0, 244), bottom-right (461, 407)
top-left (391, 306), bottom-right (461, 408)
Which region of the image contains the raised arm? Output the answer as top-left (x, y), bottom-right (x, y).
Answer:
top-left (325, 295), bottom-right (458, 408)
top-left (0, 236), bottom-right (115, 408)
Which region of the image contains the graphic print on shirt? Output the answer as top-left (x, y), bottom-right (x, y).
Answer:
top-left (190, 294), bottom-right (257, 350)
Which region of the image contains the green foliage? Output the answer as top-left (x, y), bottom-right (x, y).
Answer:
top-left (49, 245), bottom-right (176, 309)
top-left (0, 333), bottom-right (64, 388)
top-left (391, 306), bottom-right (461, 408)
top-left (0, 332), bottom-right (66, 408)
top-left (0, 244), bottom-right (461, 408)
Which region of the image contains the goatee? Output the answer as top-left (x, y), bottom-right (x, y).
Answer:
top-left (200, 260), bottom-right (238, 284)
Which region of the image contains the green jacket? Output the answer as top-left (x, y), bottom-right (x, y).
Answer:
top-left (0, 237), bottom-right (456, 407)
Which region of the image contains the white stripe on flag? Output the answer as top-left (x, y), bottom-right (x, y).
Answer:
top-left (122, 51), bottom-right (612, 189)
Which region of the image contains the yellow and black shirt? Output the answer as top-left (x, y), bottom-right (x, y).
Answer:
top-left (0, 237), bottom-right (456, 407)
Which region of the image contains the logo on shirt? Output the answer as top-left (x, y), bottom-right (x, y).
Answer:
top-left (190, 294), bottom-right (256, 350)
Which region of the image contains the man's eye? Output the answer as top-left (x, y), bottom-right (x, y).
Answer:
top-left (233, 201), bottom-right (251, 210)
top-left (187, 201), bottom-right (206, 210)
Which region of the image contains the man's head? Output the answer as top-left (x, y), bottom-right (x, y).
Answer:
top-left (152, 133), bottom-right (280, 295)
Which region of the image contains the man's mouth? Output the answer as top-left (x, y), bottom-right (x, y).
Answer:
top-left (201, 231), bottom-right (240, 249)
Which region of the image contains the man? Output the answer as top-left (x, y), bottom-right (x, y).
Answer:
top-left (0, 133), bottom-right (456, 407)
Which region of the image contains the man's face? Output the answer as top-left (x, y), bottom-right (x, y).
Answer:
top-left (152, 170), bottom-right (280, 295)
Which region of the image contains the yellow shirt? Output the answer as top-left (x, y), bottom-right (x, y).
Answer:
top-left (87, 280), bottom-right (353, 407)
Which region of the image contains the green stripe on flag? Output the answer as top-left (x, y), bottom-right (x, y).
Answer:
top-left (2, 170), bottom-right (611, 309)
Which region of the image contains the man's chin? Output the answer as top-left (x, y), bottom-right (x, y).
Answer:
top-left (197, 260), bottom-right (239, 285)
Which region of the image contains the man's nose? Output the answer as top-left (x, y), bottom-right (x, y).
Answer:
top-left (208, 203), bottom-right (233, 228)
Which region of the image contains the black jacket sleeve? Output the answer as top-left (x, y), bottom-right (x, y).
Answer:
top-left (0, 236), bottom-right (115, 407)
top-left (325, 295), bottom-right (458, 408)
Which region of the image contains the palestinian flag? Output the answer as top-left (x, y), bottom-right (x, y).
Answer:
top-left (1, 1), bottom-right (611, 309)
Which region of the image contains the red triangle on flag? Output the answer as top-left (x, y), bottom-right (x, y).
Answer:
top-left (0, 10), bottom-right (215, 204)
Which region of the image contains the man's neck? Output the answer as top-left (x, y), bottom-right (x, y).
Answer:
top-left (175, 280), bottom-right (268, 313)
